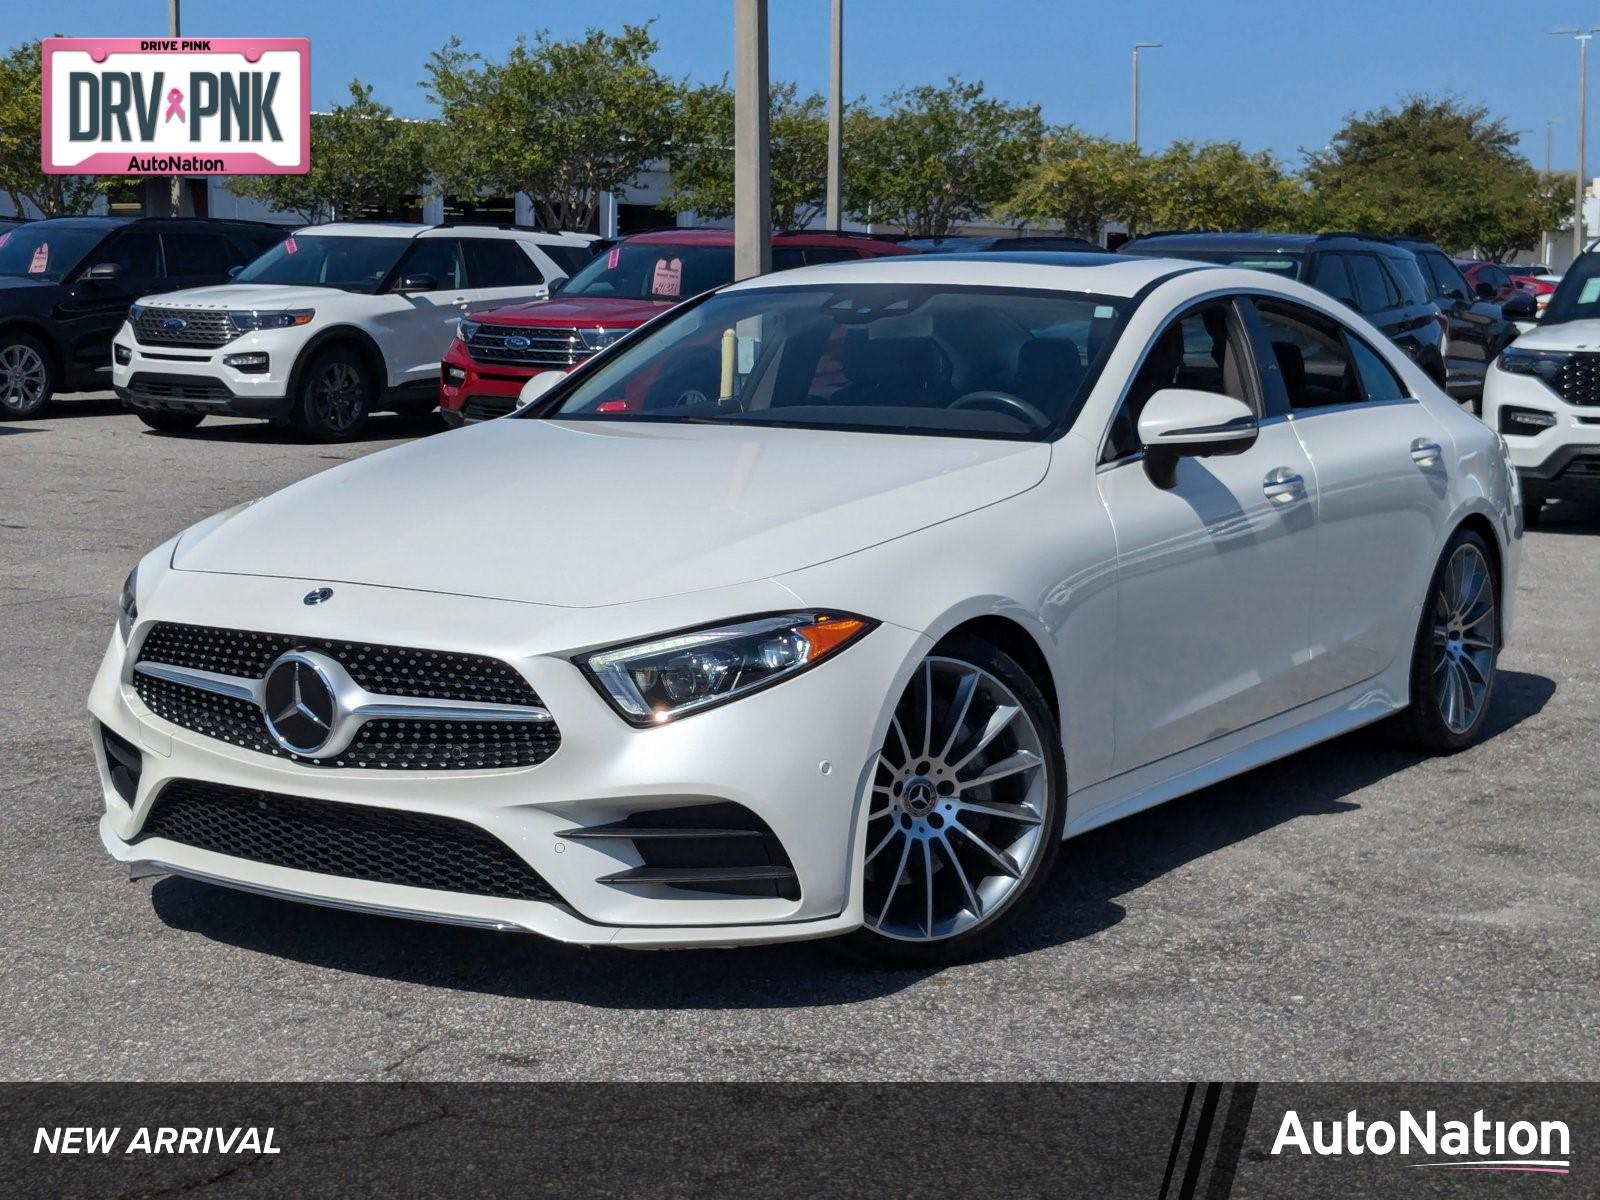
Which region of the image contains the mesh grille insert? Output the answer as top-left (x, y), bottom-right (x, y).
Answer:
top-left (137, 779), bottom-right (557, 902)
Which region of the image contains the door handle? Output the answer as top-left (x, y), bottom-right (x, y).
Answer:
top-left (1410, 438), bottom-right (1442, 467)
top-left (1262, 468), bottom-right (1306, 504)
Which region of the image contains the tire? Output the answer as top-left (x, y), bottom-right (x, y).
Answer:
top-left (291, 346), bottom-right (372, 442)
top-left (135, 410), bottom-right (205, 433)
top-left (0, 332), bottom-right (55, 419)
top-left (1392, 527), bottom-right (1500, 753)
top-left (836, 634), bottom-right (1067, 967)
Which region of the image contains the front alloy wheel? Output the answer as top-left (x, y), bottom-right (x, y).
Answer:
top-left (0, 336), bottom-right (52, 418)
top-left (847, 638), bottom-right (1065, 965)
top-left (294, 347), bottom-right (371, 441)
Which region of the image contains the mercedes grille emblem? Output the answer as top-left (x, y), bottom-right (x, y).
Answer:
top-left (303, 587), bottom-right (334, 606)
top-left (260, 652), bottom-right (339, 756)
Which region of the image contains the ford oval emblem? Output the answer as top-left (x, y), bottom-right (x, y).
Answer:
top-left (303, 587), bottom-right (334, 606)
top-left (504, 335), bottom-right (531, 350)
top-left (162, 316), bottom-right (187, 331)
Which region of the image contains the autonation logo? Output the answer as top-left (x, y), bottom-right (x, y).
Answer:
top-left (1272, 1108), bottom-right (1571, 1174)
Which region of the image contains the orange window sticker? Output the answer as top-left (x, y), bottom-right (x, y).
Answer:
top-left (651, 257), bottom-right (682, 297)
top-left (28, 244), bottom-right (48, 274)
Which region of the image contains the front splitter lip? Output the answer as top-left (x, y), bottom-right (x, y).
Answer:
top-left (100, 817), bottom-right (863, 950)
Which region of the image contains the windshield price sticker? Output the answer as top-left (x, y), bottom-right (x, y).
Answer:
top-left (651, 257), bottom-right (683, 297)
top-left (41, 38), bottom-right (309, 175)
top-left (28, 244), bottom-right (49, 275)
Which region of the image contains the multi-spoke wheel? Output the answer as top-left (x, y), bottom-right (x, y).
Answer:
top-left (845, 637), bottom-right (1065, 965)
top-left (293, 347), bottom-right (371, 441)
top-left (1396, 528), bottom-right (1499, 751)
top-left (0, 334), bottom-right (54, 419)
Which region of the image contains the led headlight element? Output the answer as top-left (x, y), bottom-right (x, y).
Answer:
top-left (228, 309), bottom-right (314, 334)
top-left (1496, 347), bottom-right (1571, 386)
top-left (580, 612), bottom-right (875, 724)
top-left (118, 567), bottom-right (138, 640)
top-left (579, 327), bottom-right (624, 352)
top-left (455, 319), bottom-right (480, 343)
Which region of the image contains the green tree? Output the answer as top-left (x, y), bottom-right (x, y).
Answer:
top-left (231, 81), bottom-right (431, 224)
top-left (0, 40), bottom-right (107, 216)
top-left (847, 78), bottom-right (1043, 236)
top-left (1004, 126), bottom-right (1146, 240)
top-left (666, 81), bottom-right (840, 229)
top-left (1144, 140), bottom-right (1304, 232)
top-left (1304, 96), bottom-right (1551, 254)
top-left (424, 24), bottom-right (679, 231)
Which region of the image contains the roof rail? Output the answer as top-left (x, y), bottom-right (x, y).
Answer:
top-left (773, 227), bottom-right (913, 242)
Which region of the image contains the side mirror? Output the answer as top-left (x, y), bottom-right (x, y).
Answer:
top-left (516, 369), bottom-right (566, 410)
top-left (548, 276), bottom-right (567, 295)
top-left (1501, 290), bottom-right (1536, 321)
top-left (1474, 280), bottom-right (1498, 301)
top-left (81, 262), bottom-right (121, 283)
top-left (1137, 389), bottom-right (1259, 488)
top-left (398, 273), bottom-right (439, 294)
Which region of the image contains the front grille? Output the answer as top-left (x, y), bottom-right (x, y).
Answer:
top-left (463, 394), bottom-right (520, 422)
top-left (133, 623), bottom-right (561, 771)
top-left (131, 307), bottom-right (238, 349)
top-left (137, 779), bottom-right (557, 901)
top-left (1551, 353), bottom-right (1600, 406)
top-left (466, 323), bottom-right (595, 368)
top-left (125, 373), bottom-right (234, 403)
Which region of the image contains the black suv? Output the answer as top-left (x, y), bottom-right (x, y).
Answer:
top-left (1119, 231), bottom-right (1449, 389)
top-left (1388, 237), bottom-right (1531, 409)
top-left (0, 216), bottom-right (284, 418)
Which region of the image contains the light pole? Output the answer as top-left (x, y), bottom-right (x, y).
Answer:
top-left (1546, 118), bottom-right (1559, 264)
top-left (733, 0), bottom-right (771, 279)
top-left (1553, 27), bottom-right (1599, 260)
top-left (1130, 41), bottom-right (1162, 150)
top-left (825, 0), bottom-right (843, 230)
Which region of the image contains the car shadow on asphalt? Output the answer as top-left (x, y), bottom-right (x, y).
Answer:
top-left (147, 669), bottom-right (1555, 1003)
top-left (149, 412), bottom-right (449, 445)
top-left (1529, 500), bottom-right (1600, 534)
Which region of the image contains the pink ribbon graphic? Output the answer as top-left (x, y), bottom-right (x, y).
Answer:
top-left (164, 88), bottom-right (185, 123)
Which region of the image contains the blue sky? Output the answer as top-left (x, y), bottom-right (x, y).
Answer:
top-left (19, 1), bottom-right (1598, 171)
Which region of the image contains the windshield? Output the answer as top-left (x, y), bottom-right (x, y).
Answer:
top-left (233, 234), bottom-right (403, 293)
top-left (0, 225), bottom-right (106, 282)
top-left (1541, 254), bottom-right (1600, 324)
top-left (560, 242), bottom-right (735, 301)
top-left (531, 284), bottom-right (1130, 440)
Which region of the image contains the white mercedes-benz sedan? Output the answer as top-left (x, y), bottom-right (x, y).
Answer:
top-left (90, 254), bottom-right (1521, 964)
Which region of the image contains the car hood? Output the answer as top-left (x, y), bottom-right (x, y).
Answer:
top-left (1510, 317), bottom-right (1600, 351)
top-left (137, 283), bottom-right (341, 309)
top-left (172, 420), bottom-right (1050, 608)
top-left (475, 295), bottom-right (671, 329)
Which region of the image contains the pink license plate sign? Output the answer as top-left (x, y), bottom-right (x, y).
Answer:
top-left (42, 38), bottom-right (309, 175)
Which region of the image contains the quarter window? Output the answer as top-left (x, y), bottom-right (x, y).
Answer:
top-left (1347, 336), bottom-right (1408, 402)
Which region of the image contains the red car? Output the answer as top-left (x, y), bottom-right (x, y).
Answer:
top-left (440, 229), bottom-right (919, 424)
top-left (1455, 259), bottom-right (1523, 306)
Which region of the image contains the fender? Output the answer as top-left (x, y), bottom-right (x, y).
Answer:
top-left (283, 323), bottom-right (389, 402)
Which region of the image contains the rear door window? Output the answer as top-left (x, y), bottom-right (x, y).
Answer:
top-left (1346, 254), bottom-right (1398, 313)
top-left (1419, 253), bottom-right (1470, 302)
top-left (1385, 255), bottom-right (1430, 307)
top-left (462, 238), bottom-right (543, 288)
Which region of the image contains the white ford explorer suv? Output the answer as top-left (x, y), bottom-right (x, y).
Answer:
top-left (112, 223), bottom-right (596, 441)
top-left (1482, 249), bottom-right (1600, 525)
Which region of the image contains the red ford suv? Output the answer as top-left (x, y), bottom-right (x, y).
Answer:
top-left (439, 228), bottom-right (918, 423)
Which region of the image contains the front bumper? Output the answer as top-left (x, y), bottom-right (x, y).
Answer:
top-left (90, 571), bottom-right (923, 947)
top-left (112, 325), bottom-right (300, 419)
top-left (440, 339), bottom-right (576, 424)
top-left (1483, 365), bottom-right (1600, 501)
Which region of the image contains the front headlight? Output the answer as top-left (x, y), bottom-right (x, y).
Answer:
top-left (128, 302), bottom-right (145, 323)
top-left (455, 319), bottom-right (480, 343)
top-left (578, 611), bottom-right (876, 725)
top-left (118, 567), bottom-right (138, 640)
top-left (1496, 347), bottom-right (1570, 386)
top-left (228, 309), bottom-right (314, 334)
top-left (579, 326), bottom-right (623, 352)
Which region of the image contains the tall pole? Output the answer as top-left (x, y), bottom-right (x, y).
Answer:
top-left (1130, 42), bottom-right (1161, 150)
top-left (825, 0), bottom-right (843, 230)
top-left (168, 0), bottom-right (182, 216)
top-left (1546, 119), bottom-right (1557, 264)
top-left (734, 0), bottom-right (771, 279)
top-left (1554, 28), bottom-right (1599, 260)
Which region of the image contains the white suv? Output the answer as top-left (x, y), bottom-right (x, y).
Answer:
top-left (112, 223), bottom-right (596, 441)
top-left (1482, 253), bottom-right (1600, 525)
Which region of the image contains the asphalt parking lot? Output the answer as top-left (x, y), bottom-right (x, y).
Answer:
top-left (2, 396), bottom-right (1597, 1082)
